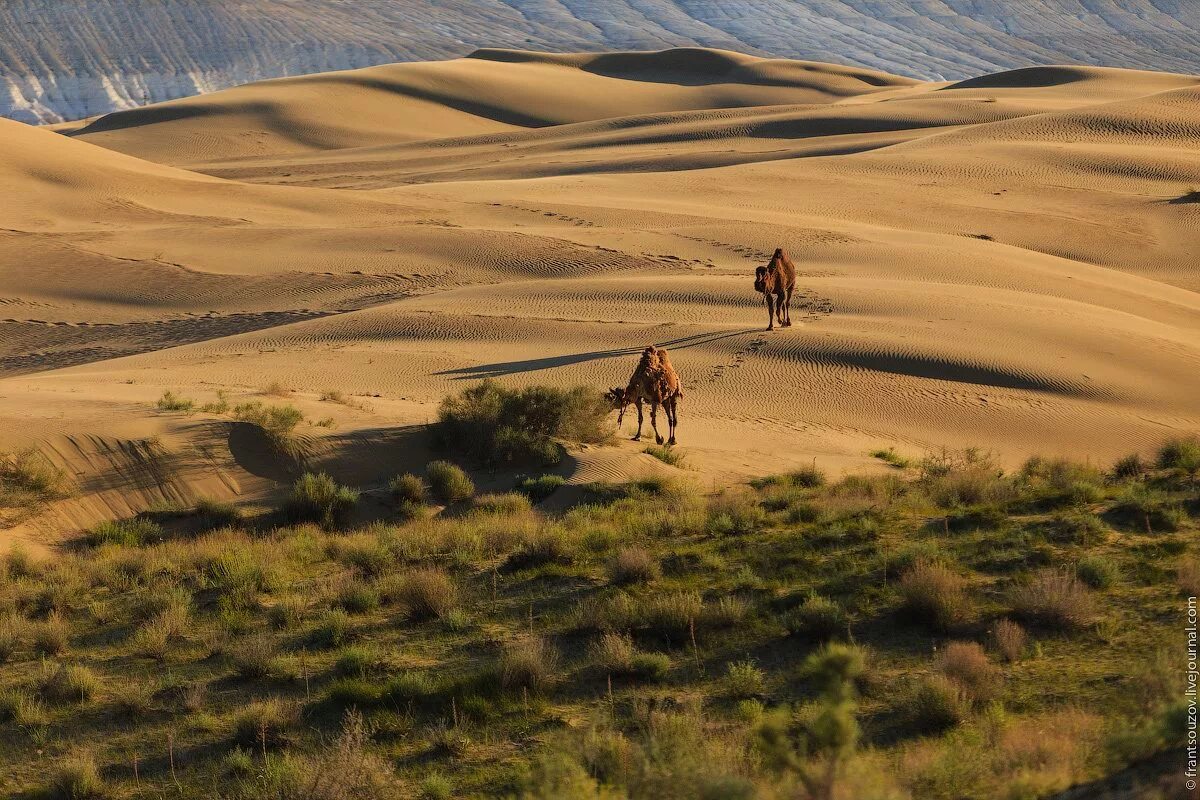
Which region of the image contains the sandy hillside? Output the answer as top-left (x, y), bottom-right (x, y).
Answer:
top-left (2, 48), bottom-right (1199, 547)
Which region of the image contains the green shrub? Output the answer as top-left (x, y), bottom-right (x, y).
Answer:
top-left (86, 517), bottom-right (164, 547)
top-left (232, 401), bottom-right (306, 456)
top-left (1110, 453), bottom-right (1146, 480)
top-left (918, 448), bottom-right (1012, 509)
top-left (49, 752), bottom-right (105, 799)
top-left (283, 472), bottom-right (358, 527)
top-left (334, 645), bottom-right (380, 677)
top-left (419, 773), bottom-right (454, 800)
top-left (229, 634), bottom-right (279, 679)
top-left (472, 491), bottom-right (533, 516)
top-left (0, 688), bottom-right (48, 728)
top-left (707, 489), bottom-right (766, 535)
top-left (871, 447), bottom-right (910, 468)
top-left (156, 390), bottom-right (194, 412)
top-left (783, 595), bottom-right (848, 641)
top-left (516, 474), bottom-right (566, 502)
top-left (1020, 457), bottom-right (1106, 505)
top-left (426, 461), bottom-right (474, 504)
top-left (1158, 437), bottom-right (1200, 481)
top-left (1010, 569), bottom-right (1096, 630)
top-left (643, 446), bottom-right (685, 467)
top-left (1112, 485), bottom-right (1185, 532)
top-left (383, 670), bottom-right (438, 703)
top-left (268, 597), bottom-right (305, 629)
top-left (1048, 509), bottom-right (1108, 545)
top-left (898, 561), bottom-right (973, 630)
top-left (0, 449), bottom-right (72, 517)
top-left (390, 473), bottom-right (426, 505)
top-left (111, 680), bottom-right (155, 719)
top-left (789, 463), bottom-right (827, 488)
top-left (326, 677), bottom-right (382, 706)
top-left (1077, 555), bottom-right (1119, 589)
top-left (436, 380), bottom-right (610, 466)
top-left (725, 660), bottom-right (766, 698)
top-left (336, 580), bottom-right (381, 614)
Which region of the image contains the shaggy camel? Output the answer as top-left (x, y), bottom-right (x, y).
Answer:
top-left (607, 345), bottom-right (682, 445)
top-left (754, 248), bottom-right (797, 330)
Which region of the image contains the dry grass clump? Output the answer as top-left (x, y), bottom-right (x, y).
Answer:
top-left (33, 612), bottom-right (70, 656)
top-left (436, 380), bottom-right (610, 466)
top-left (1010, 569), bottom-right (1096, 630)
top-left (49, 751), bottom-right (106, 799)
top-left (935, 641), bottom-right (999, 704)
top-left (897, 560), bottom-right (973, 630)
top-left (1178, 558), bottom-right (1200, 597)
top-left (500, 634), bottom-right (560, 693)
top-left (724, 660), bottom-right (766, 698)
top-left (85, 517), bottom-right (164, 548)
top-left (706, 487), bottom-right (766, 535)
top-left (40, 662), bottom-right (100, 704)
top-left (991, 618), bottom-right (1027, 662)
top-left (426, 461), bottom-right (475, 504)
top-left (643, 445), bottom-right (685, 467)
top-left (504, 528), bottom-right (575, 571)
top-left (395, 568), bottom-right (459, 621)
top-left (605, 546), bottom-right (660, 585)
top-left (589, 633), bottom-right (670, 681)
top-left (906, 673), bottom-right (971, 732)
top-left (111, 679), bottom-right (155, 719)
top-left (156, 389), bottom-right (194, 412)
top-left (232, 698), bottom-right (296, 749)
top-left (0, 613), bottom-right (27, 661)
top-left (0, 687), bottom-right (49, 729)
top-left (284, 471), bottom-right (359, 527)
top-left (0, 448), bottom-right (72, 522)
top-left (1158, 436), bottom-right (1200, 483)
top-left (1019, 456), bottom-right (1106, 505)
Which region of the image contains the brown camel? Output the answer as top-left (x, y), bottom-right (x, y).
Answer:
top-left (606, 345), bottom-right (682, 445)
top-left (754, 248), bottom-right (797, 331)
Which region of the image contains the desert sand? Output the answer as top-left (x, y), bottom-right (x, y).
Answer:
top-left (3, 48), bottom-right (1199, 549)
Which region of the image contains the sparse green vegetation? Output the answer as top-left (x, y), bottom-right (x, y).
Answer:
top-left (233, 401), bottom-right (307, 457)
top-left (0, 436), bottom-right (1193, 798)
top-left (283, 471), bottom-right (358, 527)
top-left (436, 380), bottom-right (610, 466)
top-left (643, 445), bottom-right (685, 467)
top-left (0, 448), bottom-right (72, 524)
top-left (156, 389), bottom-right (195, 412)
top-left (516, 474), bottom-right (565, 502)
top-left (871, 446), bottom-right (911, 468)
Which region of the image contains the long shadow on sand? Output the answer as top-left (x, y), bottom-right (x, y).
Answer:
top-left (435, 328), bottom-right (761, 380)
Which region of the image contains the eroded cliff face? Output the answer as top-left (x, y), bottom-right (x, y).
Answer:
top-left (5, 0), bottom-right (1200, 123)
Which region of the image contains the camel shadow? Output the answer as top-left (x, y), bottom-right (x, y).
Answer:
top-left (435, 328), bottom-right (761, 380)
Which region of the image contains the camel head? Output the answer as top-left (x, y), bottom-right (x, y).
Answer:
top-left (754, 264), bottom-right (774, 294)
top-left (606, 386), bottom-right (632, 424)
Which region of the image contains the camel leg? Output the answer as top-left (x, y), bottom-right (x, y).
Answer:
top-left (764, 293), bottom-right (776, 331)
top-left (776, 291), bottom-right (786, 326)
top-left (782, 287), bottom-right (793, 327)
top-left (666, 396), bottom-right (677, 445)
top-left (650, 402), bottom-right (663, 445)
top-left (631, 399), bottom-right (644, 440)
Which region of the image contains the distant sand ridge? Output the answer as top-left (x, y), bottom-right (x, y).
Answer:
top-left (2, 49), bottom-right (1199, 545)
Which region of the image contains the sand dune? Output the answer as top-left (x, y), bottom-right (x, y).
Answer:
top-left (2, 47), bottom-right (1199, 543)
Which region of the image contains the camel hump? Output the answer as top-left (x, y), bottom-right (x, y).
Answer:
top-left (773, 247), bottom-right (784, 257)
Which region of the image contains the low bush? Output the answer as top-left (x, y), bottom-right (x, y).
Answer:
top-left (383, 671), bottom-right (438, 703)
top-left (1010, 569), bottom-right (1096, 630)
top-left (336, 580), bottom-right (381, 614)
top-left (589, 633), bottom-right (671, 682)
top-left (283, 472), bottom-right (359, 527)
top-left (606, 546), bottom-right (660, 585)
top-left (783, 595), bottom-right (848, 641)
top-left (871, 447), bottom-right (910, 468)
top-left (312, 608), bottom-right (351, 648)
top-left (1179, 558), bottom-right (1200, 597)
top-left (898, 560), bottom-right (973, 630)
top-left (500, 635), bottom-right (560, 693)
top-left (0, 614), bottom-right (26, 661)
top-left (706, 488), bottom-right (766, 535)
top-left (436, 381), bottom-right (610, 466)
top-left (33, 613), bottom-right (70, 656)
top-left (517, 474), bottom-right (566, 502)
top-left (426, 461), bottom-right (474, 504)
top-left (1158, 437), bottom-right (1200, 483)
top-left (918, 448), bottom-right (1012, 509)
top-left (1110, 453), bottom-right (1146, 481)
top-left (194, 497), bottom-right (244, 529)
top-left (504, 529), bottom-right (575, 571)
